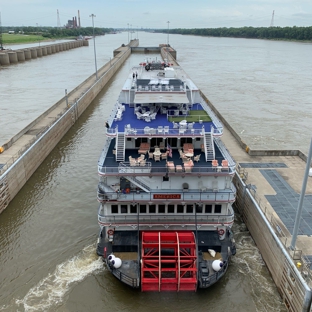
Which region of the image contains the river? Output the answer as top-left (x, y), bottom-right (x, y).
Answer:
top-left (2, 31), bottom-right (308, 311)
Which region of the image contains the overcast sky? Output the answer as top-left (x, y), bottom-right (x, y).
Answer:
top-left (1, 0), bottom-right (312, 28)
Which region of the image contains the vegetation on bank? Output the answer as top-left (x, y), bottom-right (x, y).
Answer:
top-left (2, 34), bottom-right (46, 44)
top-left (156, 26), bottom-right (312, 41)
top-left (1, 26), bottom-right (113, 44)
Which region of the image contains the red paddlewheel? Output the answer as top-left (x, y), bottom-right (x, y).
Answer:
top-left (141, 231), bottom-right (197, 292)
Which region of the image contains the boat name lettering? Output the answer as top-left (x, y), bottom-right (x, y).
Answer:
top-left (153, 194), bottom-right (181, 199)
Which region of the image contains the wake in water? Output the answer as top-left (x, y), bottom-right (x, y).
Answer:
top-left (16, 245), bottom-right (103, 312)
top-left (233, 221), bottom-right (286, 312)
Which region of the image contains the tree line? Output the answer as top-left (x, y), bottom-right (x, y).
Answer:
top-left (156, 26), bottom-right (312, 41)
top-left (1, 26), bottom-right (113, 38)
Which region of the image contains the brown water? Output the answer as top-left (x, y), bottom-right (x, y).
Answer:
top-left (1, 32), bottom-right (306, 311)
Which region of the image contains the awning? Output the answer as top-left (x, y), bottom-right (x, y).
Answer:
top-left (134, 92), bottom-right (189, 104)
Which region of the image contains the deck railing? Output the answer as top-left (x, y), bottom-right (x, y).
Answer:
top-left (98, 163), bottom-right (236, 175)
top-left (106, 126), bottom-right (205, 137)
top-left (97, 189), bottom-right (236, 203)
top-left (98, 212), bottom-right (235, 225)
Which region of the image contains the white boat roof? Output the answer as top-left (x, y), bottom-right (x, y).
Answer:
top-left (133, 92), bottom-right (189, 104)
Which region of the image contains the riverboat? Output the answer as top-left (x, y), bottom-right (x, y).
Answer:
top-left (96, 53), bottom-right (236, 291)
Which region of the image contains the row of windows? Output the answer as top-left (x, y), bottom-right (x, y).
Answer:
top-left (134, 137), bottom-right (199, 148)
top-left (110, 204), bottom-right (222, 214)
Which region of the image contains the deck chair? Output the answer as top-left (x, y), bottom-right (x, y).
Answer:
top-left (194, 154), bottom-right (201, 162)
top-left (154, 154), bottom-right (161, 161)
top-left (222, 160), bottom-right (229, 168)
top-left (212, 159), bottom-right (218, 167)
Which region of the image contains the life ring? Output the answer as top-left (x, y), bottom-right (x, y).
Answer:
top-left (218, 229), bottom-right (225, 236)
top-left (107, 229), bottom-right (114, 236)
top-left (126, 188), bottom-right (130, 194)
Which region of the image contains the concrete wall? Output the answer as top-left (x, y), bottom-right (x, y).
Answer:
top-left (0, 43), bottom-right (134, 213)
top-left (0, 40), bottom-right (89, 66)
top-left (234, 174), bottom-right (312, 312)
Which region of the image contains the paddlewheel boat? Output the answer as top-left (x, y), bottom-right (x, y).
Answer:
top-left (96, 52), bottom-right (236, 291)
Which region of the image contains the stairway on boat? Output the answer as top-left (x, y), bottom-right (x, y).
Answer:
top-left (116, 132), bottom-right (125, 161)
top-left (204, 132), bottom-right (215, 161)
top-left (124, 176), bottom-right (151, 192)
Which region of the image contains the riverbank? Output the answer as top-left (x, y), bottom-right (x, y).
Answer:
top-left (1, 33), bottom-right (76, 46)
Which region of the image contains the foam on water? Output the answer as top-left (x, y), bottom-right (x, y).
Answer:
top-left (233, 231), bottom-right (285, 312)
top-left (16, 245), bottom-right (103, 312)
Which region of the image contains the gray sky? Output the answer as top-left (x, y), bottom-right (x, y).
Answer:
top-left (1, 0), bottom-right (312, 28)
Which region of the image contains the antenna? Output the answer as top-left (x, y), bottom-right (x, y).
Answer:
top-left (270, 10), bottom-right (275, 27)
top-left (57, 9), bottom-right (61, 28)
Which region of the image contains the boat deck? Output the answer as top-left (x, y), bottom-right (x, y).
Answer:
top-left (110, 103), bottom-right (215, 134)
top-left (102, 141), bottom-right (227, 173)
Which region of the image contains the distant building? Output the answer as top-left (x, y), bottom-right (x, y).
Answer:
top-left (8, 31), bottom-right (15, 34)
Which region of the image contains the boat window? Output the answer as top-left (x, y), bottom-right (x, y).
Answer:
top-left (168, 204), bottom-right (174, 213)
top-left (180, 138), bottom-right (192, 146)
top-left (130, 205), bottom-right (137, 213)
top-left (196, 204), bottom-right (203, 213)
top-left (215, 205), bottom-right (222, 213)
top-left (167, 138), bottom-right (177, 148)
top-left (111, 205), bottom-right (118, 214)
top-left (150, 138), bottom-right (163, 147)
top-left (158, 205), bottom-right (165, 213)
top-left (121, 205), bottom-right (128, 213)
top-left (135, 138), bottom-right (148, 148)
top-left (186, 205), bottom-right (193, 213)
top-left (149, 205), bottom-right (156, 213)
top-left (205, 204), bottom-right (212, 213)
top-left (163, 176), bottom-right (169, 182)
top-left (177, 205), bottom-right (184, 213)
top-left (140, 205), bottom-right (147, 213)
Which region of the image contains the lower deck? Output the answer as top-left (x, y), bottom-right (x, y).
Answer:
top-left (98, 229), bottom-right (235, 291)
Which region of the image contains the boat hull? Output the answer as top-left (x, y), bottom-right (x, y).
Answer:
top-left (97, 228), bottom-right (236, 291)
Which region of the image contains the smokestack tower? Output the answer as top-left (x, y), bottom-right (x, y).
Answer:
top-left (78, 10), bottom-right (81, 28)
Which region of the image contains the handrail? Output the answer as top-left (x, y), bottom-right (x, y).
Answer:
top-left (108, 262), bottom-right (139, 287)
top-left (98, 213), bottom-right (235, 225)
top-left (98, 163), bottom-right (236, 175)
top-left (106, 127), bottom-right (205, 137)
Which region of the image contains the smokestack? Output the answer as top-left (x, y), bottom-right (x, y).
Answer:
top-left (74, 16), bottom-right (77, 28)
top-left (78, 10), bottom-right (81, 28)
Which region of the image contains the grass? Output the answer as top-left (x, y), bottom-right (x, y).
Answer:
top-left (2, 33), bottom-right (44, 44)
top-left (168, 110), bottom-right (212, 123)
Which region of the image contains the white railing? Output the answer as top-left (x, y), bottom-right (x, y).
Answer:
top-left (98, 163), bottom-right (235, 176)
top-left (97, 189), bottom-right (236, 203)
top-left (98, 212), bottom-right (235, 225)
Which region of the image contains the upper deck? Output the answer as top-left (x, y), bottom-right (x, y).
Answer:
top-left (98, 61), bottom-right (235, 177)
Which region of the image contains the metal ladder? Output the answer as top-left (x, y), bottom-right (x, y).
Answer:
top-left (116, 132), bottom-right (125, 161)
top-left (204, 132), bottom-right (215, 161)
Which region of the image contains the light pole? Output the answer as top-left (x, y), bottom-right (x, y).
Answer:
top-left (130, 24), bottom-right (132, 41)
top-left (90, 14), bottom-right (98, 80)
top-left (127, 23), bottom-right (129, 43)
top-left (137, 26), bottom-right (139, 39)
top-left (167, 21), bottom-right (170, 46)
